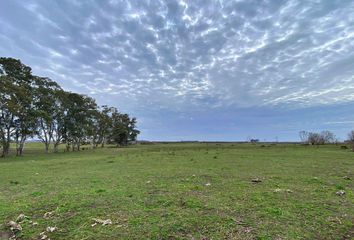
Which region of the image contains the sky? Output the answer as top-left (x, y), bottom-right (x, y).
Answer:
top-left (1, 0), bottom-right (354, 141)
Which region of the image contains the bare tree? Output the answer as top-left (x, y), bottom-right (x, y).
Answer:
top-left (299, 131), bottom-right (309, 144)
top-left (321, 131), bottom-right (336, 144)
top-left (307, 132), bottom-right (322, 145)
top-left (302, 131), bottom-right (336, 145)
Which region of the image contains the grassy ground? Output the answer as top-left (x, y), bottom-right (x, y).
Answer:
top-left (0, 143), bottom-right (353, 239)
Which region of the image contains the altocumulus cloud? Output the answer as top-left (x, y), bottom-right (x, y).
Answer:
top-left (1, 0), bottom-right (354, 140)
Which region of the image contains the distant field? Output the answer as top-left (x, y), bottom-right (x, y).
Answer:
top-left (0, 143), bottom-right (353, 239)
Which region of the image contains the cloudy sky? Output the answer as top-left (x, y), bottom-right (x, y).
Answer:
top-left (1, 0), bottom-right (354, 141)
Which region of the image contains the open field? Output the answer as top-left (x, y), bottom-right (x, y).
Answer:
top-left (0, 143), bottom-right (353, 239)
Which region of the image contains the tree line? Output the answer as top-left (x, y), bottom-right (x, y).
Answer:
top-left (0, 57), bottom-right (139, 157)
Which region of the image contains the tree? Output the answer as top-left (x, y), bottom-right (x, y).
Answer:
top-left (90, 106), bottom-right (114, 148)
top-left (348, 131), bottom-right (354, 152)
top-left (0, 58), bottom-right (34, 157)
top-left (307, 132), bottom-right (323, 145)
top-left (33, 77), bottom-right (62, 153)
top-left (128, 117), bottom-right (140, 143)
top-left (301, 130), bottom-right (335, 145)
top-left (320, 130), bottom-right (336, 144)
top-left (63, 93), bottom-right (97, 151)
top-left (51, 90), bottom-right (68, 153)
top-left (12, 84), bottom-right (36, 156)
top-left (110, 109), bottom-right (128, 146)
top-left (0, 75), bottom-right (17, 157)
top-left (108, 108), bottom-right (139, 147)
top-left (299, 131), bottom-right (309, 144)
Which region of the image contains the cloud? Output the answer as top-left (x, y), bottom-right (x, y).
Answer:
top-left (325, 120), bottom-right (354, 125)
top-left (0, 0), bottom-right (354, 112)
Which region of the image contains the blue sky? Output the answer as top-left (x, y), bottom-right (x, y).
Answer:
top-left (1, 0), bottom-right (354, 141)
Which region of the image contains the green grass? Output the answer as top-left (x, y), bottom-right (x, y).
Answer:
top-left (0, 143), bottom-right (353, 239)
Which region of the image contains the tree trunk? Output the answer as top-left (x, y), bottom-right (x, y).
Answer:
top-left (53, 142), bottom-right (59, 153)
top-left (18, 142), bottom-right (24, 156)
top-left (1, 148), bottom-right (6, 158)
top-left (16, 143), bottom-right (20, 156)
top-left (0, 145), bottom-right (2, 157)
top-left (19, 144), bottom-right (24, 156)
top-left (16, 135), bottom-right (26, 156)
top-left (45, 142), bottom-right (49, 153)
top-left (101, 137), bottom-right (105, 148)
top-left (2, 141), bottom-right (10, 157)
top-left (2, 129), bottom-right (11, 157)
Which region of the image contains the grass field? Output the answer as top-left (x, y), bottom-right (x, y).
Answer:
top-left (0, 143), bottom-right (353, 239)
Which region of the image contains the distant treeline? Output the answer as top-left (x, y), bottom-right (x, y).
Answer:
top-left (0, 57), bottom-right (139, 157)
top-left (299, 130), bottom-right (354, 151)
top-left (299, 130), bottom-right (337, 145)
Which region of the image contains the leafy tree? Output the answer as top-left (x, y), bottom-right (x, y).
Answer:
top-left (0, 58), bottom-right (33, 156)
top-left (51, 90), bottom-right (69, 153)
top-left (33, 77), bottom-right (62, 153)
top-left (90, 105), bottom-right (114, 148)
top-left (109, 108), bottom-right (139, 146)
top-left (63, 93), bottom-right (97, 151)
top-left (12, 83), bottom-right (36, 156)
top-left (0, 75), bottom-right (17, 157)
top-left (128, 117), bottom-right (139, 143)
